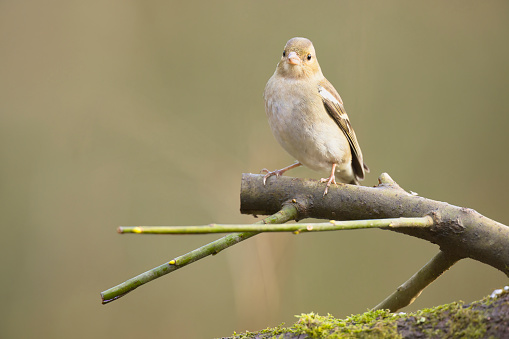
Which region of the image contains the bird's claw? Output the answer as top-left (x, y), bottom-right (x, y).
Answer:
top-left (261, 168), bottom-right (283, 185)
top-left (320, 175), bottom-right (337, 196)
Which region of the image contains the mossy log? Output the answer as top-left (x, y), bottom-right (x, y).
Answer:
top-left (226, 289), bottom-right (509, 339)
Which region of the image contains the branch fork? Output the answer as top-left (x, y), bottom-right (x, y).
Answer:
top-left (101, 173), bottom-right (509, 312)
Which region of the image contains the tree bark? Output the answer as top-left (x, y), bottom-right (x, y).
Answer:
top-left (240, 173), bottom-right (509, 277)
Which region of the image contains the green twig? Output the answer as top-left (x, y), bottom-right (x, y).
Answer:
top-left (100, 203), bottom-right (298, 304)
top-left (118, 216), bottom-right (433, 234)
top-left (372, 250), bottom-right (462, 312)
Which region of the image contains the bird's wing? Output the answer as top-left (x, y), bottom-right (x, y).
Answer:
top-left (318, 79), bottom-right (368, 180)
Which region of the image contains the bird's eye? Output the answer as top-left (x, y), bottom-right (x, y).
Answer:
top-left (283, 50), bottom-right (286, 57)
top-left (307, 54), bottom-right (312, 60)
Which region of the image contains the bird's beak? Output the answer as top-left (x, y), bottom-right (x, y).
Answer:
top-left (287, 51), bottom-right (301, 65)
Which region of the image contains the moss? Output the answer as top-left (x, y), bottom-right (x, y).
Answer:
top-left (291, 310), bottom-right (402, 338)
top-left (405, 301), bottom-right (487, 338)
top-left (229, 323), bottom-right (296, 339)
top-left (226, 289), bottom-right (508, 339)
top-left (227, 310), bottom-right (404, 339)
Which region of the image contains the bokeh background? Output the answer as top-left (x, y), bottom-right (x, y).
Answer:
top-left (1, 1), bottom-right (508, 338)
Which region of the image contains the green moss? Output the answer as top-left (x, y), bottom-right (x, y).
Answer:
top-left (230, 323), bottom-right (295, 339)
top-left (291, 310), bottom-right (403, 338)
top-left (411, 304), bottom-right (469, 337)
top-left (409, 296), bottom-right (494, 338)
top-left (227, 290), bottom-right (507, 339)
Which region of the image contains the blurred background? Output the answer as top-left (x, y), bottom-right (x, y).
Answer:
top-left (1, 1), bottom-right (508, 338)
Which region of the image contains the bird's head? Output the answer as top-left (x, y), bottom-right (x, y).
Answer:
top-left (276, 37), bottom-right (322, 79)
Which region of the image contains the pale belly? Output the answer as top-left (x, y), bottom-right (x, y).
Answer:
top-left (265, 80), bottom-right (354, 182)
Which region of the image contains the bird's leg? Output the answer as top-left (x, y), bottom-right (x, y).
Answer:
top-left (261, 161), bottom-right (302, 185)
top-left (320, 163), bottom-right (338, 196)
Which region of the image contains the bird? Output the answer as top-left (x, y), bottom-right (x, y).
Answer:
top-left (262, 37), bottom-right (369, 196)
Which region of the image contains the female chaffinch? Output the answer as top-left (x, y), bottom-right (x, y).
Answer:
top-left (262, 37), bottom-right (369, 195)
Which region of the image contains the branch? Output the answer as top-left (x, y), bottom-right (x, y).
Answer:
top-left (240, 173), bottom-right (509, 277)
top-left (117, 216), bottom-right (433, 234)
top-left (373, 251), bottom-right (461, 311)
top-left (100, 203), bottom-right (298, 304)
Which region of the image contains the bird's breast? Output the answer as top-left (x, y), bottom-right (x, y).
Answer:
top-left (264, 76), bottom-right (351, 173)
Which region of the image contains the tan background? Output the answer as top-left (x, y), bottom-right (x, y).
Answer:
top-left (1, 1), bottom-right (508, 338)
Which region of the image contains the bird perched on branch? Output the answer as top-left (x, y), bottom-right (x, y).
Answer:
top-left (262, 37), bottom-right (369, 195)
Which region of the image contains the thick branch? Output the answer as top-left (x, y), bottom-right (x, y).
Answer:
top-left (240, 173), bottom-right (509, 277)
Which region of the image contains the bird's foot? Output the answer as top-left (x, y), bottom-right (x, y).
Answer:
top-left (320, 163), bottom-right (339, 196)
top-left (260, 162), bottom-right (302, 185)
top-left (261, 168), bottom-right (286, 185)
top-left (320, 174), bottom-right (337, 196)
